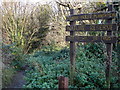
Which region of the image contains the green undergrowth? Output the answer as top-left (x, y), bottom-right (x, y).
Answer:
top-left (2, 44), bottom-right (27, 88)
top-left (24, 43), bottom-right (119, 89)
top-left (2, 66), bottom-right (16, 87)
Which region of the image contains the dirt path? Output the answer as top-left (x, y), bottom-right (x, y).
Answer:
top-left (7, 71), bottom-right (26, 88)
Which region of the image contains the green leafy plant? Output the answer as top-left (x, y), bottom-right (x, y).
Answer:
top-left (9, 44), bottom-right (27, 70)
top-left (24, 44), bottom-right (119, 89)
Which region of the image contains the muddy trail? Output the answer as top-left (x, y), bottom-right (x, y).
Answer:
top-left (7, 71), bottom-right (26, 88)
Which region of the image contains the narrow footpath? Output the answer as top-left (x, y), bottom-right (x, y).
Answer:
top-left (7, 71), bottom-right (26, 88)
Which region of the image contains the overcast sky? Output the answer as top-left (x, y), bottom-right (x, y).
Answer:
top-left (1, 0), bottom-right (113, 3)
top-left (1, 0), bottom-right (54, 4)
top-left (24, 0), bottom-right (54, 4)
top-left (0, 0), bottom-right (115, 4)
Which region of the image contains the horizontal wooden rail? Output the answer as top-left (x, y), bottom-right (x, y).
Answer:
top-left (66, 24), bottom-right (117, 31)
top-left (66, 36), bottom-right (119, 43)
top-left (66, 11), bottom-right (116, 21)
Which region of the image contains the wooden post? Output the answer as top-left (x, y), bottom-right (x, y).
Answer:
top-left (69, 9), bottom-right (76, 85)
top-left (58, 76), bottom-right (68, 90)
top-left (105, 4), bottom-right (113, 89)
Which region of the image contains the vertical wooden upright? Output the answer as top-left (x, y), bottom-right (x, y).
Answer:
top-left (58, 76), bottom-right (68, 90)
top-left (69, 9), bottom-right (76, 85)
top-left (105, 4), bottom-right (113, 89)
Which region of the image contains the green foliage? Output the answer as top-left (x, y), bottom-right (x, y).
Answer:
top-left (2, 43), bottom-right (27, 70)
top-left (81, 43), bottom-right (105, 59)
top-left (10, 45), bottom-right (27, 70)
top-left (52, 47), bottom-right (69, 60)
top-left (74, 43), bottom-right (106, 88)
top-left (2, 44), bottom-right (27, 87)
top-left (2, 44), bottom-right (16, 87)
top-left (2, 44), bottom-right (15, 64)
top-left (2, 67), bottom-right (16, 87)
top-left (24, 50), bottom-right (69, 88)
top-left (41, 41), bottom-right (63, 54)
top-left (24, 44), bottom-right (119, 89)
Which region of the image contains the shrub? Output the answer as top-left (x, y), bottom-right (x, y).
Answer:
top-left (41, 41), bottom-right (63, 55)
top-left (2, 2), bottom-right (52, 54)
top-left (24, 44), bottom-right (119, 89)
top-left (2, 43), bottom-right (27, 71)
top-left (10, 45), bottom-right (27, 70)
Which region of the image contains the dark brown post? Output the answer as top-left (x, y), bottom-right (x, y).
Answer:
top-left (58, 76), bottom-right (68, 90)
top-left (69, 9), bottom-right (76, 85)
top-left (105, 4), bottom-right (113, 89)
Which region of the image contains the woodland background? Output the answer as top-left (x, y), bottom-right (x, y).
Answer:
top-left (1, 0), bottom-right (120, 89)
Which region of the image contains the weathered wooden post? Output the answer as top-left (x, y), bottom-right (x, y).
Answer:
top-left (105, 4), bottom-right (113, 89)
top-left (69, 9), bottom-right (76, 85)
top-left (58, 76), bottom-right (68, 90)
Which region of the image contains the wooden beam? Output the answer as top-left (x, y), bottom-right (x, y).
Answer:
top-left (66, 36), bottom-right (118, 43)
top-left (66, 24), bottom-right (117, 31)
top-left (66, 11), bottom-right (116, 21)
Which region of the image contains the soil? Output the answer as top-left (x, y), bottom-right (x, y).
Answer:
top-left (7, 70), bottom-right (26, 88)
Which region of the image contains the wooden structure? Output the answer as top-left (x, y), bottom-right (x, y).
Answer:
top-left (66, 5), bottom-right (119, 88)
top-left (58, 76), bottom-right (68, 90)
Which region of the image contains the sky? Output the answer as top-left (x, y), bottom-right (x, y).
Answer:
top-left (1, 0), bottom-right (115, 3)
top-left (23, 0), bottom-right (54, 4)
top-left (1, 0), bottom-right (53, 3)
top-left (0, 0), bottom-right (55, 6)
top-left (0, 0), bottom-right (116, 5)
